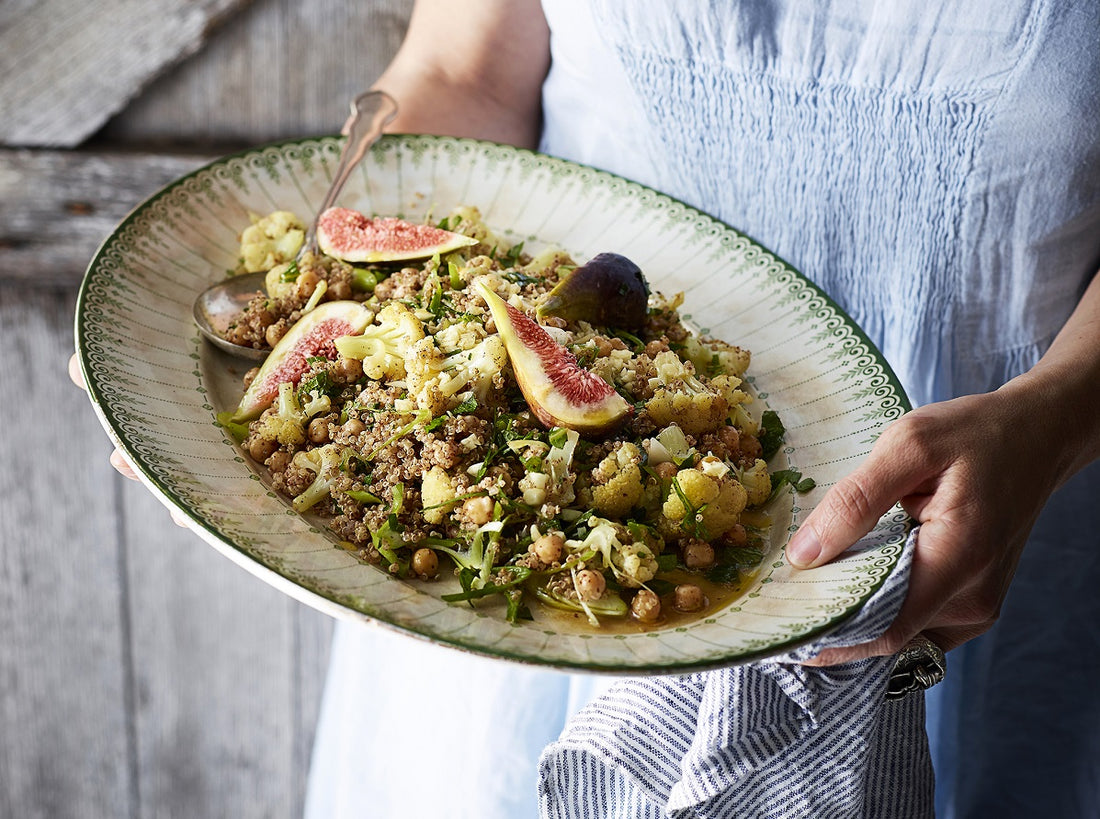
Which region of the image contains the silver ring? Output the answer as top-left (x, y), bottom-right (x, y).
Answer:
top-left (886, 634), bottom-right (946, 700)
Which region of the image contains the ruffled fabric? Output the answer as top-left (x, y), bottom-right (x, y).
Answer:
top-left (539, 533), bottom-right (934, 819)
top-left (536, 2), bottom-right (1100, 816)
top-left (540, 0), bottom-right (1100, 407)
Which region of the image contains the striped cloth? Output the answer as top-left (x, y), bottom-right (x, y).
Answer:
top-left (537, 532), bottom-right (933, 818)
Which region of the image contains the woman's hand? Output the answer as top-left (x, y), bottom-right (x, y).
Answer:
top-left (371, 0), bottom-right (549, 147)
top-left (791, 272), bottom-right (1100, 665)
top-left (788, 387), bottom-right (1056, 664)
top-left (68, 352), bottom-right (190, 526)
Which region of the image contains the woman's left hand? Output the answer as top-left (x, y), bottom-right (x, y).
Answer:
top-left (787, 383), bottom-right (1061, 666)
top-left (69, 352), bottom-right (192, 528)
top-left (790, 269), bottom-right (1100, 666)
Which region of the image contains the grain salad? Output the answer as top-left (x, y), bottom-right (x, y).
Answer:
top-left (218, 206), bottom-right (811, 627)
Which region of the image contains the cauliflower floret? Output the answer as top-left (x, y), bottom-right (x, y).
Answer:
top-left (264, 261), bottom-right (299, 299)
top-left (239, 210), bottom-right (305, 273)
top-left (249, 381), bottom-right (307, 447)
top-left (291, 443), bottom-right (345, 512)
top-left (405, 334), bottom-right (508, 416)
top-left (521, 247), bottom-right (575, 279)
top-left (421, 466), bottom-right (459, 524)
top-left (710, 373), bottom-right (750, 409)
top-left (613, 541), bottom-right (659, 588)
top-left (740, 458), bottom-right (772, 507)
top-left (661, 467), bottom-right (748, 540)
top-left (646, 389), bottom-right (728, 437)
top-left (567, 518), bottom-right (658, 589)
top-left (334, 302), bottom-right (425, 380)
top-left (441, 205), bottom-right (499, 247)
top-left (588, 348), bottom-right (635, 389)
top-left (590, 442), bottom-right (644, 519)
top-left (519, 471), bottom-right (552, 507)
top-left (683, 334), bottom-right (752, 377)
top-left (645, 350), bottom-right (729, 436)
top-left (434, 319), bottom-right (488, 352)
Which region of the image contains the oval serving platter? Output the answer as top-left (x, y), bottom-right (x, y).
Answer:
top-left (75, 134), bottom-right (910, 674)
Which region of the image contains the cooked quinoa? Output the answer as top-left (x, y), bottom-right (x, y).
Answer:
top-left (224, 206), bottom-right (793, 627)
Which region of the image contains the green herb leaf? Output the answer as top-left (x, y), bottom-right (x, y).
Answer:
top-left (758, 410), bottom-right (786, 460)
top-left (656, 553), bottom-right (679, 572)
top-left (345, 489), bottom-right (383, 505)
top-left (448, 260), bottom-right (464, 290)
top-left (705, 564), bottom-right (741, 585)
top-left (766, 469), bottom-right (815, 503)
top-left (279, 260), bottom-right (301, 283)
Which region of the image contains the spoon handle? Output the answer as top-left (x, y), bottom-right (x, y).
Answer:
top-left (302, 90), bottom-right (399, 255)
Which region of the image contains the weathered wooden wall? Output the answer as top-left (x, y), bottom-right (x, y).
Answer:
top-left (0, 1), bottom-right (413, 817)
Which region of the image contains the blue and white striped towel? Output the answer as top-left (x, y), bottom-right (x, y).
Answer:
top-left (538, 532), bottom-right (933, 818)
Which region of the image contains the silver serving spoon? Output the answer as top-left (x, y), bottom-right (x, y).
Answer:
top-left (193, 90), bottom-right (398, 360)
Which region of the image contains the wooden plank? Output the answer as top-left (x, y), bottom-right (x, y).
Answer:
top-left (0, 148), bottom-right (218, 288)
top-left (0, 0), bottom-right (251, 148)
top-left (0, 285), bottom-right (133, 818)
top-left (97, 0), bottom-right (414, 144)
top-left (122, 482), bottom-right (331, 818)
top-left (0, 280), bottom-right (332, 817)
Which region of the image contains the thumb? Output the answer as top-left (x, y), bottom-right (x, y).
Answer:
top-left (786, 451), bottom-right (919, 568)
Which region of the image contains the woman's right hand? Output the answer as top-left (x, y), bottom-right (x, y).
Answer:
top-left (370, 0), bottom-right (549, 148)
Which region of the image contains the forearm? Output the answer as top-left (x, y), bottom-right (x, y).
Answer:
top-left (372, 0), bottom-right (550, 147)
top-left (1001, 268), bottom-right (1100, 484)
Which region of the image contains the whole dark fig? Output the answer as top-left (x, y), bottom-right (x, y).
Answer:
top-left (537, 252), bottom-right (649, 329)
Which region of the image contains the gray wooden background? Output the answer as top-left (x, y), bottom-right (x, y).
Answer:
top-left (0, 1), bottom-right (414, 816)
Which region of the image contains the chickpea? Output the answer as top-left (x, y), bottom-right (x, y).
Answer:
top-left (242, 366), bottom-right (261, 389)
top-left (342, 417), bottom-right (366, 437)
top-left (631, 588), bottom-right (662, 623)
top-left (609, 337), bottom-right (628, 351)
top-left (645, 338), bottom-right (670, 357)
top-left (740, 434), bottom-right (763, 462)
top-left (719, 524), bottom-right (748, 547)
top-left (307, 417), bottom-right (330, 444)
top-left (266, 450), bottom-right (291, 473)
top-left (265, 322), bottom-right (287, 348)
top-left (718, 425), bottom-right (741, 453)
top-left (462, 496), bottom-right (495, 526)
top-left (682, 540), bottom-right (716, 569)
top-left (530, 533), bottom-right (565, 565)
top-left (411, 548), bottom-right (439, 578)
top-left (654, 461), bottom-right (678, 480)
top-left (248, 436), bottom-right (278, 463)
top-left (295, 268), bottom-right (320, 298)
top-left (542, 315), bottom-right (567, 329)
top-left (673, 583), bottom-right (707, 613)
top-left (592, 336), bottom-right (614, 357)
top-left (575, 569), bottom-right (607, 601)
top-left (334, 356), bottom-right (363, 383)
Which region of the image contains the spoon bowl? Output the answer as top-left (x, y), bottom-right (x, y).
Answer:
top-left (192, 271), bottom-right (271, 361)
top-left (191, 90), bottom-right (397, 359)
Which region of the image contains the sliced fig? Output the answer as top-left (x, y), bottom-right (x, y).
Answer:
top-left (475, 279), bottom-right (630, 435)
top-left (537, 252), bottom-right (650, 329)
top-left (316, 207), bottom-right (478, 263)
top-left (229, 300), bottom-right (372, 422)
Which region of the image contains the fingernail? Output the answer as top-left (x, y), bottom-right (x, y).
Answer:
top-left (787, 527), bottom-right (821, 568)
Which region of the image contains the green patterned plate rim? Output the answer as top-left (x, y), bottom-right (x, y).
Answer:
top-left (75, 134), bottom-right (911, 674)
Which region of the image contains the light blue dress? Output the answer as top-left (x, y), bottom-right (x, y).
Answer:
top-left (306, 2), bottom-right (1100, 816)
